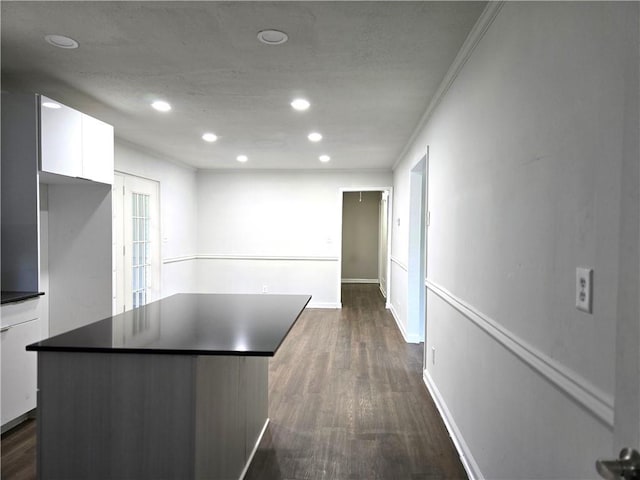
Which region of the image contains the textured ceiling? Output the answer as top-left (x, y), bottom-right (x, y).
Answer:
top-left (1, 1), bottom-right (486, 170)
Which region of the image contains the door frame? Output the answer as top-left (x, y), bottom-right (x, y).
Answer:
top-left (611, 7), bottom-right (640, 452)
top-left (113, 171), bottom-right (162, 314)
top-left (408, 153), bottom-right (428, 346)
top-left (337, 186), bottom-right (393, 307)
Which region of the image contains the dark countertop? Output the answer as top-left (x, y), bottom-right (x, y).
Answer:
top-left (27, 293), bottom-right (311, 356)
top-left (1, 291), bottom-right (45, 305)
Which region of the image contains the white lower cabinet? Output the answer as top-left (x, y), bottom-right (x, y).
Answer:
top-left (1, 315), bottom-right (40, 426)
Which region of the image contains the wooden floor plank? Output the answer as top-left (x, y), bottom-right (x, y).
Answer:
top-left (245, 284), bottom-right (467, 480)
top-left (1, 418), bottom-right (37, 480)
top-left (1, 284), bottom-right (466, 479)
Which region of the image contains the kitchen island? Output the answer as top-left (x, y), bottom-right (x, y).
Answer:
top-left (27, 293), bottom-right (311, 480)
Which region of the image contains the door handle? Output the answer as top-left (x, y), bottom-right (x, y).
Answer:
top-left (597, 448), bottom-right (640, 480)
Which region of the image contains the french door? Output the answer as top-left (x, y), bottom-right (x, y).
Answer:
top-left (113, 173), bottom-right (160, 313)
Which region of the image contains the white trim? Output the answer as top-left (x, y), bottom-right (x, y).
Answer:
top-left (379, 283), bottom-right (387, 299)
top-left (197, 254), bottom-right (339, 262)
top-left (426, 279), bottom-right (614, 427)
top-left (423, 370), bottom-right (482, 480)
top-left (162, 255), bottom-right (197, 264)
top-left (239, 418), bottom-right (270, 480)
top-left (338, 186), bottom-right (394, 193)
top-left (200, 168), bottom-right (393, 175)
top-left (392, 2), bottom-right (504, 170)
top-left (307, 302), bottom-right (342, 309)
top-left (341, 278), bottom-right (378, 284)
top-left (337, 186), bottom-right (394, 309)
top-left (389, 302), bottom-right (421, 344)
top-left (390, 256), bottom-right (408, 272)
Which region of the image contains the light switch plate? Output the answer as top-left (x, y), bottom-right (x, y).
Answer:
top-left (576, 267), bottom-right (593, 313)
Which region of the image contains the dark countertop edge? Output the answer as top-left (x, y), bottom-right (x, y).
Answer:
top-left (1, 291), bottom-right (45, 305)
top-left (25, 293), bottom-right (312, 356)
top-left (26, 345), bottom-right (275, 356)
top-left (270, 294), bottom-right (311, 356)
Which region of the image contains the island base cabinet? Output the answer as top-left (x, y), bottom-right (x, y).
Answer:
top-left (37, 352), bottom-right (268, 480)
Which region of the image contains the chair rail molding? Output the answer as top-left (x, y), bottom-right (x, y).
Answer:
top-left (390, 256), bottom-right (408, 272)
top-left (164, 254), bottom-right (340, 264)
top-left (425, 279), bottom-right (614, 427)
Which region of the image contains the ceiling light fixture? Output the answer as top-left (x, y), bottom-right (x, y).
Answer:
top-left (308, 132), bottom-right (322, 142)
top-left (44, 34), bottom-right (79, 49)
top-left (42, 101), bottom-right (62, 109)
top-left (257, 29), bottom-right (288, 45)
top-left (202, 133), bottom-right (218, 143)
top-left (151, 100), bottom-right (172, 112)
top-left (237, 155), bottom-right (248, 163)
top-left (291, 98), bottom-right (310, 111)
top-left (319, 155), bottom-right (331, 163)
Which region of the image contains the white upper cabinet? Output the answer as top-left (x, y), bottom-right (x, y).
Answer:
top-left (39, 95), bottom-right (114, 185)
top-left (81, 114), bottom-right (114, 185)
top-left (40, 96), bottom-right (82, 178)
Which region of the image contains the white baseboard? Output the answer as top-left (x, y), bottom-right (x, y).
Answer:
top-left (379, 284), bottom-right (387, 299)
top-left (388, 303), bottom-right (421, 344)
top-left (341, 278), bottom-right (379, 284)
top-left (307, 302), bottom-right (342, 309)
top-left (423, 370), bottom-right (483, 480)
top-left (239, 418), bottom-right (269, 480)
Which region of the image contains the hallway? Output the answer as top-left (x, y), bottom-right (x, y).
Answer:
top-left (245, 284), bottom-right (466, 479)
top-left (1, 284), bottom-right (466, 480)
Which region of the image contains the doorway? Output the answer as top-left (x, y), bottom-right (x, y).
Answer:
top-left (408, 154), bottom-right (427, 351)
top-left (338, 187), bottom-right (393, 307)
top-left (113, 172), bottom-right (160, 314)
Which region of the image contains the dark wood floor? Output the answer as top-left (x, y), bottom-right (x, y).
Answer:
top-left (244, 284), bottom-right (466, 480)
top-left (1, 417), bottom-right (36, 480)
top-left (1, 284), bottom-right (466, 480)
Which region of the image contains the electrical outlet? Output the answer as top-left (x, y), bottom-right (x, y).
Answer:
top-left (262, 285), bottom-right (268, 294)
top-left (576, 267), bottom-right (593, 313)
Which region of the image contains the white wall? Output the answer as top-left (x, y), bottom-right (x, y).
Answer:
top-left (114, 140), bottom-right (198, 297)
top-left (47, 183), bottom-right (112, 335)
top-left (341, 191), bottom-right (380, 281)
top-left (389, 152), bottom-right (412, 337)
top-left (195, 170), bottom-right (391, 307)
top-left (391, 2), bottom-right (638, 479)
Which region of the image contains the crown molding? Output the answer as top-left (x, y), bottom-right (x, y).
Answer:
top-left (392, 1), bottom-right (505, 171)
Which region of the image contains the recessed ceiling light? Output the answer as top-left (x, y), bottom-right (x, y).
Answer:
top-left (42, 101), bottom-right (62, 109)
top-left (319, 155), bottom-right (331, 163)
top-left (291, 98), bottom-right (310, 111)
top-left (257, 29), bottom-right (288, 45)
top-left (202, 133), bottom-right (218, 143)
top-left (151, 100), bottom-right (172, 112)
top-left (44, 34), bottom-right (79, 49)
top-left (308, 132), bottom-right (322, 142)
top-left (237, 155), bottom-right (248, 163)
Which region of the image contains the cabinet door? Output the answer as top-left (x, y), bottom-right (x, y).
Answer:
top-left (81, 113), bottom-right (114, 185)
top-left (1, 318), bottom-right (39, 425)
top-left (40, 96), bottom-right (82, 178)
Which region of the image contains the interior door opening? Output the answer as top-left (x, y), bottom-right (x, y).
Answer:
top-left (338, 187), bottom-right (392, 308)
top-left (408, 153), bottom-right (428, 355)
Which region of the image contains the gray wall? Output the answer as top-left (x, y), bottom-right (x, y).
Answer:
top-left (341, 191), bottom-right (380, 281)
top-left (391, 2), bottom-right (638, 479)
